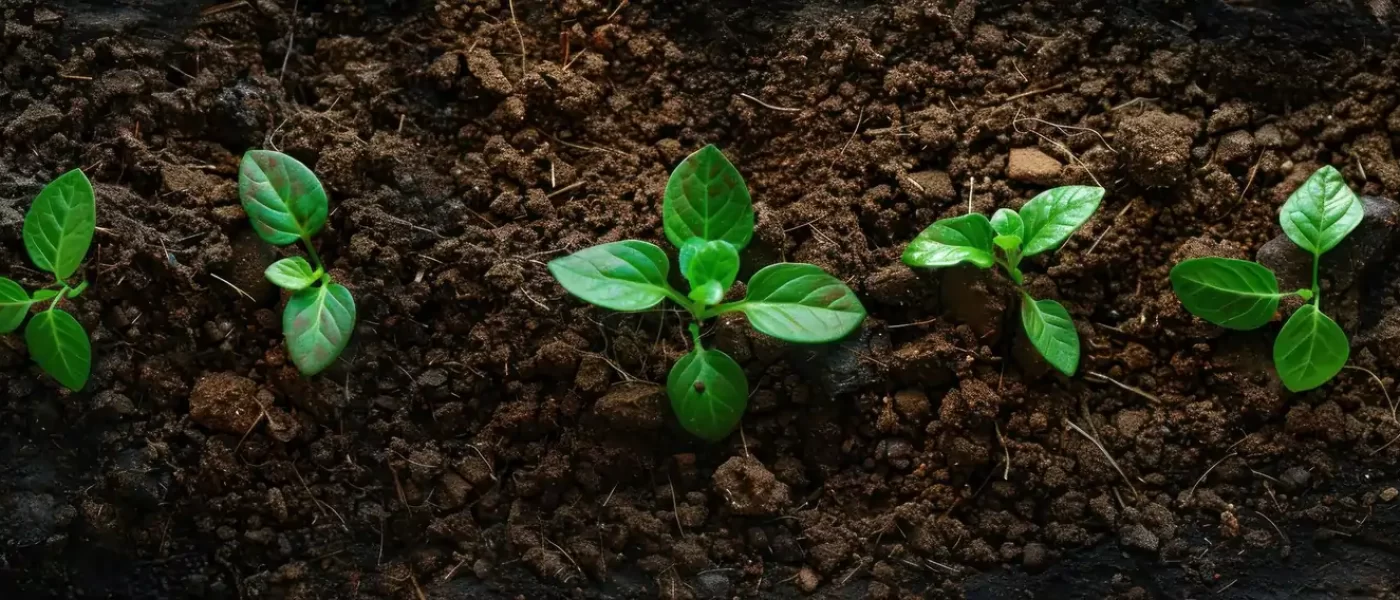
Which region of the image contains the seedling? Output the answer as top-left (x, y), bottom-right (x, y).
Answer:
top-left (547, 145), bottom-right (866, 441)
top-left (1171, 165), bottom-right (1358, 392)
top-left (1, 169), bottom-right (96, 391)
top-left (238, 150), bottom-right (356, 376)
top-left (901, 185), bottom-right (1105, 376)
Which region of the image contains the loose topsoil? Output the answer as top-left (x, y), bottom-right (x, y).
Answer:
top-left (3, 0), bottom-right (1400, 598)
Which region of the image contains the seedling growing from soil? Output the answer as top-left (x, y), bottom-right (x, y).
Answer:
top-left (239, 150), bottom-right (356, 376)
top-left (902, 185), bottom-right (1105, 376)
top-left (0, 169), bottom-right (96, 391)
top-left (1171, 165), bottom-right (1358, 392)
top-left (548, 145), bottom-right (866, 441)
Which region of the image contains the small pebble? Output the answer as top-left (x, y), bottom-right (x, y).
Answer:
top-left (1381, 487), bottom-right (1398, 503)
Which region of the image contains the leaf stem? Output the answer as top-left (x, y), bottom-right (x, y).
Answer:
top-left (688, 322), bottom-right (703, 350)
top-left (1310, 252), bottom-right (1321, 311)
top-left (301, 237), bottom-right (325, 272)
top-left (46, 286), bottom-right (69, 312)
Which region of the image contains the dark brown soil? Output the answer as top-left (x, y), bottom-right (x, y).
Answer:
top-left (4, 0), bottom-right (1400, 598)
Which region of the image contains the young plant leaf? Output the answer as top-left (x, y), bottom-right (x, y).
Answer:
top-left (265, 257), bottom-right (320, 291)
top-left (283, 283), bottom-right (356, 376)
top-left (547, 241), bottom-right (673, 312)
top-left (25, 309), bottom-right (90, 391)
top-left (683, 240), bottom-right (740, 306)
top-left (1018, 186), bottom-right (1105, 256)
top-left (678, 238), bottom-right (704, 275)
top-left (902, 213), bottom-right (996, 269)
top-left (1273, 304), bottom-right (1348, 392)
top-left (1278, 165), bottom-right (1362, 255)
top-left (667, 347), bottom-right (748, 442)
top-left (727, 263), bottom-right (865, 343)
top-left (1169, 258), bottom-right (1281, 330)
top-left (0, 278), bottom-right (30, 334)
top-left (993, 235), bottom-right (1022, 251)
top-left (1020, 293), bottom-right (1079, 376)
top-left (991, 208), bottom-right (1024, 239)
top-left (65, 281), bottom-right (88, 298)
top-left (663, 145), bottom-right (755, 250)
top-left (31, 289), bottom-right (59, 302)
top-left (24, 169), bottom-right (96, 280)
top-left (239, 150), bottom-right (329, 246)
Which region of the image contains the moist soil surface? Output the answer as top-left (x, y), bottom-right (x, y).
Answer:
top-left (3, 0), bottom-right (1400, 598)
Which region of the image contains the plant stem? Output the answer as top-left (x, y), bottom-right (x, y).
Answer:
top-left (301, 237), bottom-right (324, 271)
top-left (688, 322), bottom-right (703, 350)
top-left (1311, 251), bottom-right (1321, 311)
top-left (46, 286), bottom-right (69, 312)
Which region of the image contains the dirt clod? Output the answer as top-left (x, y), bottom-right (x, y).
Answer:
top-left (1119, 111), bottom-right (1197, 187)
top-left (188, 372), bottom-right (263, 434)
top-left (1007, 148), bottom-right (1063, 185)
top-left (713, 456), bottom-right (791, 517)
top-left (593, 383), bottom-right (665, 431)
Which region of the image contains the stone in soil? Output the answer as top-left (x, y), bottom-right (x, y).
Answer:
top-left (796, 567), bottom-right (820, 593)
top-left (592, 383), bottom-right (665, 431)
top-left (1119, 110), bottom-right (1196, 187)
top-left (188, 372), bottom-right (264, 434)
top-left (712, 456), bottom-right (791, 516)
top-left (1379, 487), bottom-right (1397, 502)
top-left (1007, 147), bottom-right (1063, 185)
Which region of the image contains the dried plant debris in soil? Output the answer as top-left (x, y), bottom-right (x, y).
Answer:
top-left (2, 0), bottom-right (1400, 598)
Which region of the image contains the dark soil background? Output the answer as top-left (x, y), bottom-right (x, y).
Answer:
top-left (3, 0), bottom-right (1400, 598)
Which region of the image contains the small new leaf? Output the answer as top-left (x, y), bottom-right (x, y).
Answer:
top-left (1020, 293), bottom-right (1079, 376)
top-left (284, 283), bottom-right (356, 376)
top-left (265, 257), bottom-right (320, 291)
top-left (902, 213), bottom-right (996, 269)
top-left (0, 278), bottom-right (29, 334)
top-left (239, 150), bottom-right (329, 246)
top-left (729, 263), bottom-right (865, 343)
top-left (1273, 304), bottom-right (1348, 392)
top-left (993, 235), bottom-right (1022, 251)
top-left (663, 145), bottom-right (756, 250)
top-left (990, 208), bottom-right (1024, 239)
top-left (548, 241), bottom-right (672, 312)
top-left (1018, 186), bottom-right (1104, 256)
top-left (683, 240), bottom-right (740, 306)
top-left (25, 309), bottom-right (90, 391)
top-left (667, 347), bottom-right (748, 442)
top-left (24, 169), bottom-right (96, 280)
top-left (1170, 258), bottom-right (1281, 330)
top-left (1278, 165), bottom-right (1363, 255)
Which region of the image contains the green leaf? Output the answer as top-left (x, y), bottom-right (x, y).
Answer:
top-left (1169, 258), bottom-right (1281, 330)
top-left (0, 278), bottom-right (30, 334)
top-left (991, 208), bottom-right (1024, 239)
top-left (667, 347), bottom-right (748, 442)
top-left (24, 169), bottom-right (96, 280)
top-left (1018, 186), bottom-right (1105, 256)
top-left (25, 309), bottom-right (90, 391)
top-left (1273, 304), bottom-right (1348, 392)
top-left (239, 150), bottom-right (329, 246)
top-left (683, 240), bottom-right (740, 306)
top-left (1278, 165), bottom-right (1363, 255)
top-left (993, 235), bottom-right (1022, 251)
top-left (902, 213), bottom-right (996, 269)
top-left (283, 283), bottom-right (356, 376)
top-left (31, 289), bottom-right (59, 302)
top-left (265, 257), bottom-right (320, 291)
top-left (728, 263), bottom-right (865, 343)
top-left (547, 241), bottom-right (673, 312)
top-left (678, 238), bottom-right (704, 275)
top-left (1020, 293), bottom-right (1079, 376)
top-left (663, 145), bottom-right (755, 250)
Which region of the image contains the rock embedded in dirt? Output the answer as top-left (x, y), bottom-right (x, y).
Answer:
top-left (796, 567), bottom-right (820, 594)
top-left (188, 372), bottom-right (263, 434)
top-left (712, 456), bottom-right (791, 516)
top-left (1380, 487), bottom-right (1398, 502)
top-left (593, 383), bottom-right (665, 431)
top-left (1007, 147), bottom-right (1063, 185)
top-left (1119, 110), bottom-right (1197, 187)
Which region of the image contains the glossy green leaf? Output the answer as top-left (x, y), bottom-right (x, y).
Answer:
top-left (683, 240), bottom-right (740, 306)
top-left (25, 309), bottom-right (90, 391)
top-left (993, 235), bottom-right (1022, 251)
top-left (31, 289), bottom-right (59, 302)
top-left (547, 241), bottom-right (672, 312)
top-left (678, 238), bottom-right (704, 276)
top-left (667, 347), bottom-right (748, 442)
top-left (265, 257), bottom-right (320, 291)
top-left (991, 208), bottom-right (1024, 239)
top-left (1278, 165), bottom-right (1362, 255)
top-left (238, 150), bottom-right (328, 246)
top-left (24, 169), bottom-right (96, 280)
top-left (727, 263), bottom-right (865, 343)
top-left (1020, 293), bottom-right (1079, 376)
top-left (1019, 186), bottom-right (1104, 256)
top-left (1170, 258), bottom-right (1281, 330)
top-left (0, 278), bottom-right (30, 334)
top-left (663, 145), bottom-right (755, 250)
top-left (1273, 304), bottom-right (1348, 392)
top-left (902, 213), bottom-right (996, 269)
top-left (283, 283), bottom-right (356, 376)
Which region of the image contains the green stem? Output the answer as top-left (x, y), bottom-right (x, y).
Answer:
top-left (1311, 251), bottom-right (1321, 311)
top-left (302, 237), bottom-right (325, 271)
top-left (46, 286), bottom-right (69, 312)
top-left (688, 322), bottom-right (703, 350)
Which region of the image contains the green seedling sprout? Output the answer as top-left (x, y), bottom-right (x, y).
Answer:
top-left (1170, 165), bottom-right (1358, 392)
top-left (1, 169), bottom-right (96, 391)
top-left (547, 145), bottom-right (867, 441)
top-left (238, 150), bottom-right (356, 376)
top-left (901, 185), bottom-right (1106, 376)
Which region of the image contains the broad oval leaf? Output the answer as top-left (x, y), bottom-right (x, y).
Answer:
top-left (902, 213), bottom-right (996, 269)
top-left (663, 145), bottom-right (755, 250)
top-left (667, 347), bottom-right (748, 442)
top-left (1279, 165), bottom-right (1362, 255)
top-left (265, 257), bottom-right (320, 291)
top-left (24, 169), bottom-right (96, 280)
top-left (991, 208), bottom-right (1024, 239)
top-left (1273, 304), bottom-right (1348, 392)
top-left (1019, 186), bottom-right (1105, 256)
top-left (31, 289), bottom-right (60, 302)
top-left (239, 150), bottom-right (329, 246)
top-left (993, 235), bottom-right (1022, 251)
top-left (1170, 258), bottom-right (1281, 330)
top-left (1020, 293), bottom-right (1079, 376)
top-left (0, 278), bottom-right (30, 334)
top-left (284, 283), bottom-right (356, 376)
top-left (547, 241), bottom-right (672, 312)
top-left (731, 263), bottom-right (865, 343)
top-left (25, 308), bottom-right (90, 391)
top-left (683, 240), bottom-right (740, 306)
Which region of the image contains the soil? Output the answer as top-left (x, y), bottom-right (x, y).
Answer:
top-left (3, 0), bottom-right (1400, 598)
